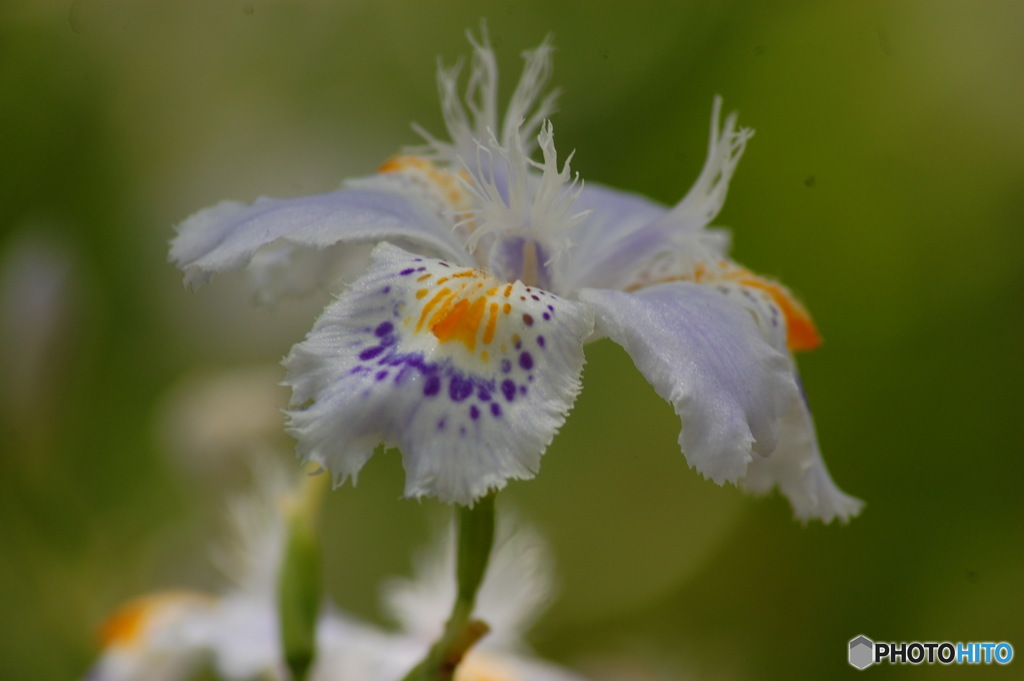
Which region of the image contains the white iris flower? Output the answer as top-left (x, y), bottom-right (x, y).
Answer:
top-left (170, 31), bottom-right (861, 522)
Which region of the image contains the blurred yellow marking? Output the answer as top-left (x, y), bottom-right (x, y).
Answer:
top-left (100, 592), bottom-right (210, 648)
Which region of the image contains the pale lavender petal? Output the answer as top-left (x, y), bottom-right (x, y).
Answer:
top-left (579, 283), bottom-right (797, 484)
top-left (283, 243), bottom-right (593, 505)
top-left (742, 386), bottom-right (864, 523)
top-left (557, 99), bottom-right (749, 293)
top-left (170, 184), bottom-right (469, 289)
top-left (703, 277), bottom-right (790, 353)
top-left (245, 242), bottom-right (374, 303)
top-left (555, 181), bottom-right (669, 292)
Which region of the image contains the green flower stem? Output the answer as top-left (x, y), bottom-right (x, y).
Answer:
top-left (401, 491), bottom-right (497, 681)
top-left (278, 470), bottom-right (329, 681)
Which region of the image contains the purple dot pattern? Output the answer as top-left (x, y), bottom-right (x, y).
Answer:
top-left (283, 242), bottom-right (594, 504)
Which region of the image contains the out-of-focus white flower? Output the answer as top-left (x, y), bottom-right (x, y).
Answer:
top-left (315, 518), bottom-right (589, 681)
top-left (383, 518), bottom-right (554, 652)
top-left (156, 366), bottom-right (291, 480)
top-left (170, 28), bottom-right (860, 521)
top-left (82, 456), bottom-right (293, 681)
top-left (82, 462), bottom-right (589, 681)
top-left (82, 591), bottom-right (214, 681)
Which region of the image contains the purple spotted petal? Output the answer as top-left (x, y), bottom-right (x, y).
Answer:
top-left (283, 243), bottom-right (593, 505)
top-left (579, 282), bottom-right (796, 484)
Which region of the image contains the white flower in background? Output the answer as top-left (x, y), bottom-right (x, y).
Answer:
top-left (321, 519), bottom-right (589, 681)
top-left (156, 366), bottom-right (292, 481)
top-left (81, 590), bottom-right (214, 681)
top-left (383, 518), bottom-right (554, 651)
top-left (81, 462), bottom-right (590, 681)
top-left (171, 29), bottom-right (861, 521)
top-left (81, 458), bottom-right (292, 681)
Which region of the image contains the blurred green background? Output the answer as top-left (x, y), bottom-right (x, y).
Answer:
top-left (2, 1), bottom-right (1022, 679)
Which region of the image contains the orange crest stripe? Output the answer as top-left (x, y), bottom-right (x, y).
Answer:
top-left (431, 295), bottom-right (489, 351)
top-left (734, 275), bottom-right (821, 352)
top-left (643, 260), bottom-right (821, 352)
top-left (402, 261), bottom-right (556, 367)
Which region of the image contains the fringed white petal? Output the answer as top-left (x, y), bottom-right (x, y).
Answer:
top-left (667, 96), bottom-right (753, 229)
top-left (742, 389), bottom-right (864, 523)
top-left (579, 283), bottom-right (797, 484)
top-left (283, 243), bottom-right (593, 505)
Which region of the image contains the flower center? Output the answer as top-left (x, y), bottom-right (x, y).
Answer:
top-left (457, 121), bottom-right (586, 293)
top-left (402, 261), bottom-right (557, 368)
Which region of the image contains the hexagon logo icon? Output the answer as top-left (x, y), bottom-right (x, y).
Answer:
top-left (849, 635), bottom-right (874, 669)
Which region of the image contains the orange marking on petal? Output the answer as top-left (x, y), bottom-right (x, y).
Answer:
top-left (739, 276), bottom-right (822, 352)
top-left (483, 302), bottom-right (499, 345)
top-left (431, 297), bottom-right (469, 337)
top-left (415, 289), bottom-right (429, 299)
top-left (100, 599), bottom-right (150, 647)
top-left (417, 287), bottom-right (452, 331)
top-left (431, 295), bottom-right (487, 352)
top-left (453, 270), bottom-right (475, 278)
top-left (428, 289), bottom-right (461, 329)
top-left (635, 259), bottom-right (822, 353)
top-left (417, 273), bottom-right (432, 282)
top-left (503, 284), bottom-right (513, 298)
top-left (436, 277), bottom-right (449, 285)
top-left (502, 302), bottom-right (511, 314)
